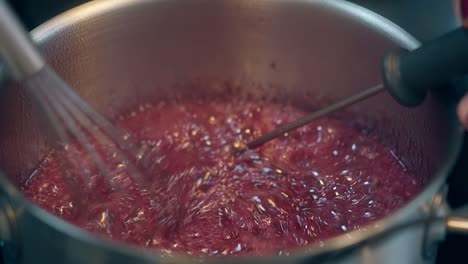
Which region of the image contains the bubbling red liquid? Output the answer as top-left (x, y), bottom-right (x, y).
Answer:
top-left (23, 99), bottom-right (421, 256)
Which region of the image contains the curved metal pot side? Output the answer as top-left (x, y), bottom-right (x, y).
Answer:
top-left (0, 0), bottom-right (467, 263)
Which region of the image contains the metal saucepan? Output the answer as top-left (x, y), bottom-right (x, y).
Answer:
top-left (0, 0), bottom-right (467, 263)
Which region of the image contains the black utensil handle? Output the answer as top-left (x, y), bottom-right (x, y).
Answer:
top-left (383, 27), bottom-right (468, 106)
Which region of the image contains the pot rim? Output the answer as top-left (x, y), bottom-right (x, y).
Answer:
top-left (0, 0), bottom-right (464, 262)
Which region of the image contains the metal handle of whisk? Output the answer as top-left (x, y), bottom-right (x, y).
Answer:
top-left (0, 0), bottom-right (45, 80)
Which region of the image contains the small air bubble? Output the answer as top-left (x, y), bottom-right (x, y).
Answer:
top-left (196, 178), bottom-right (202, 186)
top-left (209, 116), bottom-right (217, 124)
top-left (250, 154), bottom-right (260, 160)
top-left (267, 199), bottom-right (277, 207)
top-left (252, 196), bottom-right (261, 203)
top-left (340, 170), bottom-right (349, 175)
top-left (257, 204), bottom-right (266, 212)
top-left (234, 243), bottom-right (242, 252)
top-left (331, 211), bottom-right (338, 218)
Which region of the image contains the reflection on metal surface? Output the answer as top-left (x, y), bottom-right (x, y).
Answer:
top-left (421, 186), bottom-right (449, 259)
top-left (447, 217), bottom-right (468, 233)
top-left (351, 0), bottom-right (460, 41)
top-left (0, 0), bottom-right (45, 79)
top-left (0, 196), bottom-right (20, 263)
top-left (0, 0), bottom-right (463, 264)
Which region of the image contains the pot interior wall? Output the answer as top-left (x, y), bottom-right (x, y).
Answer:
top-left (0, 0), bottom-right (457, 193)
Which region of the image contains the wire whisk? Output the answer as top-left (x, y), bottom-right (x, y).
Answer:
top-left (0, 0), bottom-right (148, 190)
top-left (26, 67), bottom-right (148, 187)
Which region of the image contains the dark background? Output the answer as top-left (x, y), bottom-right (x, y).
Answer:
top-left (4, 0), bottom-right (468, 263)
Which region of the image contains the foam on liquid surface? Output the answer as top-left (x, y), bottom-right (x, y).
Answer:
top-left (23, 99), bottom-right (421, 256)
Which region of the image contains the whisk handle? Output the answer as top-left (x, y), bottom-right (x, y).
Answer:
top-left (383, 27), bottom-right (468, 107)
top-left (0, 0), bottom-right (45, 80)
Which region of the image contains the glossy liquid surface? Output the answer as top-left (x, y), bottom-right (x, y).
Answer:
top-left (23, 100), bottom-right (421, 256)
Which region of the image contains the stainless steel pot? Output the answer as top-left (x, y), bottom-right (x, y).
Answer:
top-left (0, 0), bottom-right (466, 263)
top-left (350, 0), bottom-right (461, 41)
